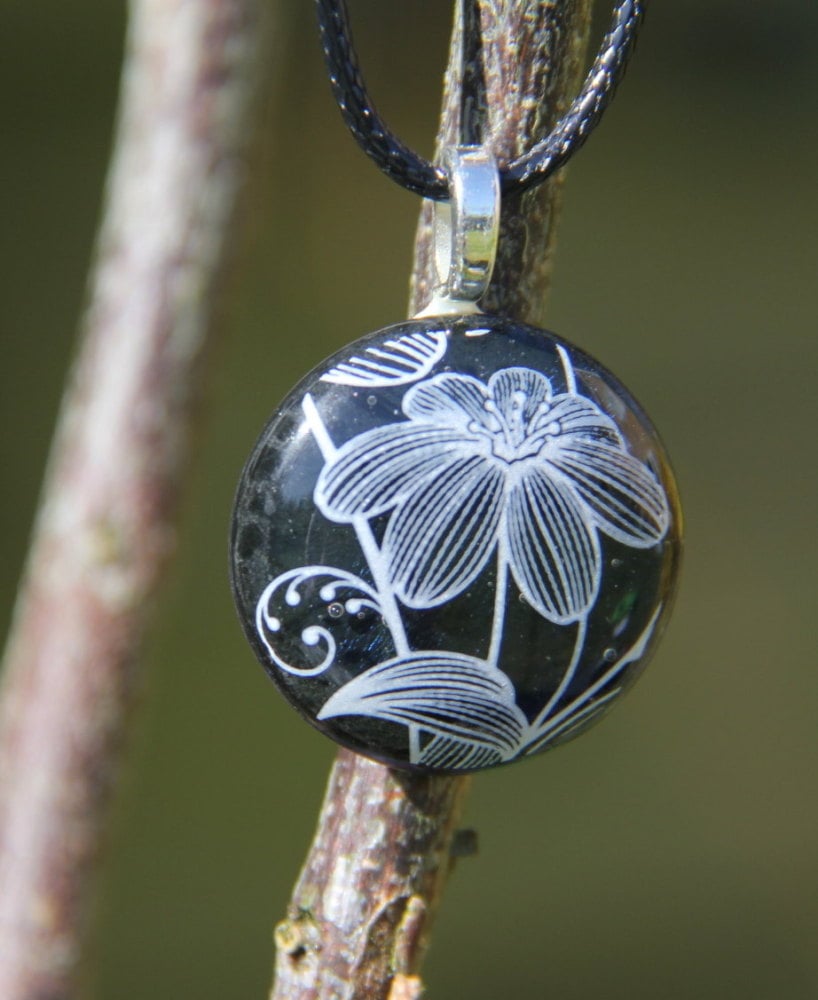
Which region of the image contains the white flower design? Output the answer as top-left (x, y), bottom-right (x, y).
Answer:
top-left (315, 366), bottom-right (668, 624)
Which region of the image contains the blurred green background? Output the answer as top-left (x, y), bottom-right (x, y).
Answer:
top-left (2, 1), bottom-right (817, 997)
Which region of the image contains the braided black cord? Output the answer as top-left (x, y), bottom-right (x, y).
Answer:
top-left (504, 0), bottom-right (644, 193)
top-left (316, 0), bottom-right (448, 198)
top-left (316, 0), bottom-right (645, 200)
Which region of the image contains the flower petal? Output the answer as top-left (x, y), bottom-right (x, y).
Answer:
top-left (506, 467), bottom-right (601, 624)
top-left (488, 367), bottom-right (553, 424)
top-left (386, 455), bottom-right (504, 608)
top-left (315, 423), bottom-right (471, 520)
top-left (538, 392), bottom-right (621, 445)
top-left (403, 372), bottom-right (489, 427)
top-left (546, 440), bottom-right (669, 546)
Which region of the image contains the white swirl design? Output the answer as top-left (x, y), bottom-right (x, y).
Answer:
top-left (255, 567), bottom-right (382, 677)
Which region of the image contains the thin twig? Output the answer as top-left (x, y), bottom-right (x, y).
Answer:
top-left (0, 1), bottom-right (262, 996)
top-left (270, 3), bottom-right (592, 999)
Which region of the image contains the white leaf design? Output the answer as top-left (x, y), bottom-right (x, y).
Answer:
top-left (416, 734), bottom-right (503, 771)
top-left (317, 652), bottom-right (528, 764)
top-left (521, 605), bottom-right (663, 756)
top-left (320, 330), bottom-right (447, 387)
top-left (522, 687), bottom-right (621, 757)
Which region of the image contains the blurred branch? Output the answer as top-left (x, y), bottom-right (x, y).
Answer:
top-left (270, 3), bottom-right (592, 999)
top-left (0, 0), bottom-right (263, 996)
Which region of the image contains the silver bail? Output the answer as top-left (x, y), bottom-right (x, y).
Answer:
top-left (418, 146), bottom-right (500, 316)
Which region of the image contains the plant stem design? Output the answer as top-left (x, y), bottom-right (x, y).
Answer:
top-left (530, 618), bottom-right (588, 730)
top-left (556, 343), bottom-right (577, 393)
top-left (302, 393), bottom-right (410, 655)
top-left (521, 605), bottom-right (662, 756)
top-left (486, 543), bottom-right (509, 669)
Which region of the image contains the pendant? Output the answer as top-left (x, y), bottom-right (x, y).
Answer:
top-left (229, 150), bottom-right (681, 773)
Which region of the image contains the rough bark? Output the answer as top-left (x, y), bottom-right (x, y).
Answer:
top-left (410, 0), bottom-right (593, 321)
top-left (0, 1), bottom-right (263, 997)
top-left (270, 3), bottom-right (593, 999)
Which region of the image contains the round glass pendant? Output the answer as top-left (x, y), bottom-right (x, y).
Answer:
top-left (230, 314), bottom-right (681, 773)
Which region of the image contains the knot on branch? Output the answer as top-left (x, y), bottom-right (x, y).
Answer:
top-left (274, 909), bottom-right (321, 961)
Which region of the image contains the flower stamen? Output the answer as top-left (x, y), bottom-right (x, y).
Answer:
top-left (464, 392), bottom-right (563, 463)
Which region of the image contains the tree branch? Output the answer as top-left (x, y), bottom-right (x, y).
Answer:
top-left (270, 3), bottom-right (592, 999)
top-left (0, 1), bottom-right (263, 996)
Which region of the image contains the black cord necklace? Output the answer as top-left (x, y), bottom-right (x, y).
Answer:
top-left (317, 0), bottom-right (645, 198)
top-left (230, 2), bottom-right (681, 775)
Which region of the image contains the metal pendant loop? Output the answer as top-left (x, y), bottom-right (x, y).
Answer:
top-left (418, 146), bottom-right (500, 316)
